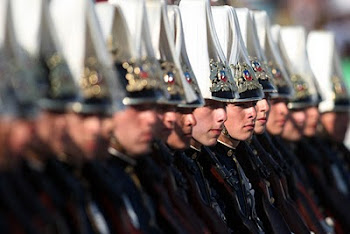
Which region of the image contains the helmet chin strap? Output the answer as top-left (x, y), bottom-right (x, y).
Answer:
top-left (109, 135), bottom-right (127, 155)
top-left (108, 135), bottom-right (137, 166)
top-left (220, 126), bottom-right (239, 149)
top-left (222, 125), bottom-right (231, 138)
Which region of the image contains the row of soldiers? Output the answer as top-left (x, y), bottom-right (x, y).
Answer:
top-left (0, 0), bottom-right (349, 233)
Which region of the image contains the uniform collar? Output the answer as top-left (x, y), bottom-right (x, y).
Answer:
top-left (108, 147), bottom-right (137, 167)
top-left (190, 145), bottom-right (201, 152)
top-left (214, 141), bottom-right (236, 158)
top-left (217, 140), bottom-right (236, 150)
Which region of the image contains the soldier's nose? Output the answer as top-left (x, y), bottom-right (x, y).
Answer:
top-left (247, 106), bottom-right (257, 120)
top-left (279, 102), bottom-right (289, 116)
top-left (85, 116), bottom-right (102, 135)
top-left (163, 111), bottom-right (176, 129)
top-left (185, 113), bottom-right (197, 127)
top-left (257, 99), bottom-right (269, 113)
top-left (216, 107), bottom-right (227, 123)
top-left (144, 110), bottom-right (158, 126)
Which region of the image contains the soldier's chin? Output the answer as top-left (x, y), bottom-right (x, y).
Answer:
top-left (127, 145), bottom-right (152, 157)
top-left (254, 125), bottom-right (266, 135)
top-left (85, 151), bottom-right (97, 160)
top-left (282, 131), bottom-right (302, 142)
top-left (303, 127), bottom-right (316, 137)
top-left (267, 126), bottom-right (283, 136)
top-left (168, 140), bottom-right (190, 151)
top-left (203, 137), bottom-right (218, 147)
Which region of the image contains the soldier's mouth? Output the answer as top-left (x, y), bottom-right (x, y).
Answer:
top-left (257, 117), bottom-right (267, 123)
top-left (210, 129), bottom-right (222, 136)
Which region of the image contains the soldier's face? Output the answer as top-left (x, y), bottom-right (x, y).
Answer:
top-left (95, 117), bottom-right (114, 160)
top-left (266, 98), bottom-right (289, 136)
top-left (303, 106), bottom-right (319, 137)
top-left (153, 105), bottom-right (177, 141)
top-left (113, 105), bottom-right (157, 156)
top-left (191, 99), bottom-right (227, 147)
top-left (254, 98), bottom-right (271, 135)
top-left (166, 108), bottom-right (196, 150)
top-left (8, 118), bottom-right (34, 157)
top-left (35, 111), bottom-right (66, 155)
top-left (101, 117), bottom-right (113, 141)
top-left (281, 109), bottom-right (306, 141)
top-left (51, 114), bottom-right (67, 155)
top-left (35, 112), bottom-right (52, 142)
top-left (321, 112), bottom-right (349, 142)
top-left (224, 101), bottom-right (257, 142)
top-left (65, 113), bottom-right (102, 160)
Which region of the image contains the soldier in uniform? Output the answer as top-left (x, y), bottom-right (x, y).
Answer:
top-left (12, 0), bottom-right (90, 232)
top-left (97, 0), bottom-right (203, 233)
top-left (0, 1), bottom-right (56, 233)
top-left (0, 0), bottom-right (38, 168)
top-left (303, 30), bottom-right (350, 233)
top-left (143, 1), bottom-right (213, 233)
top-left (179, 0), bottom-right (243, 232)
top-left (307, 31), bottom-right (350, 167)
top-left (164, 5), bottom-right (233, 234)
top-left (95, 0), bottom-right (171, 233)
top-left (252, 10), bottom-right (319, 234)
top-left (269, 25), bottom-right (331, 233)
top-left (152, 4), bottom-right (232, 233)
top-left (252, 24), bottom-right (314, 234)
top-left (211, 6), bottom-right (270, 234)
top-left (49, 0), bottom-right (141, 233)
top-left (219, 8), bottom-right (292, 234)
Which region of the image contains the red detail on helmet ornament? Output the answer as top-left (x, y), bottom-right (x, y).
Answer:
top-left (165, 72), bottom-right (175, 84)
top-left (219, 70), bottom-right (227, 82)
top-left (252, 61), bottom-right (262, 72)
top-left (243, 70), bottom-right (252, 81)
top-left (184, 72), bottom-right (192, 83)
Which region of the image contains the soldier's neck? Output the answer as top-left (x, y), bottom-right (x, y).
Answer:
top-left (190, 138), bottom-right (202, 152)
top-left (218, 134), bottom-right (240, 149)
top-left (108, 135), bottom-right (138, 166)
top-left (109, 135), bottom-right (127, 154)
